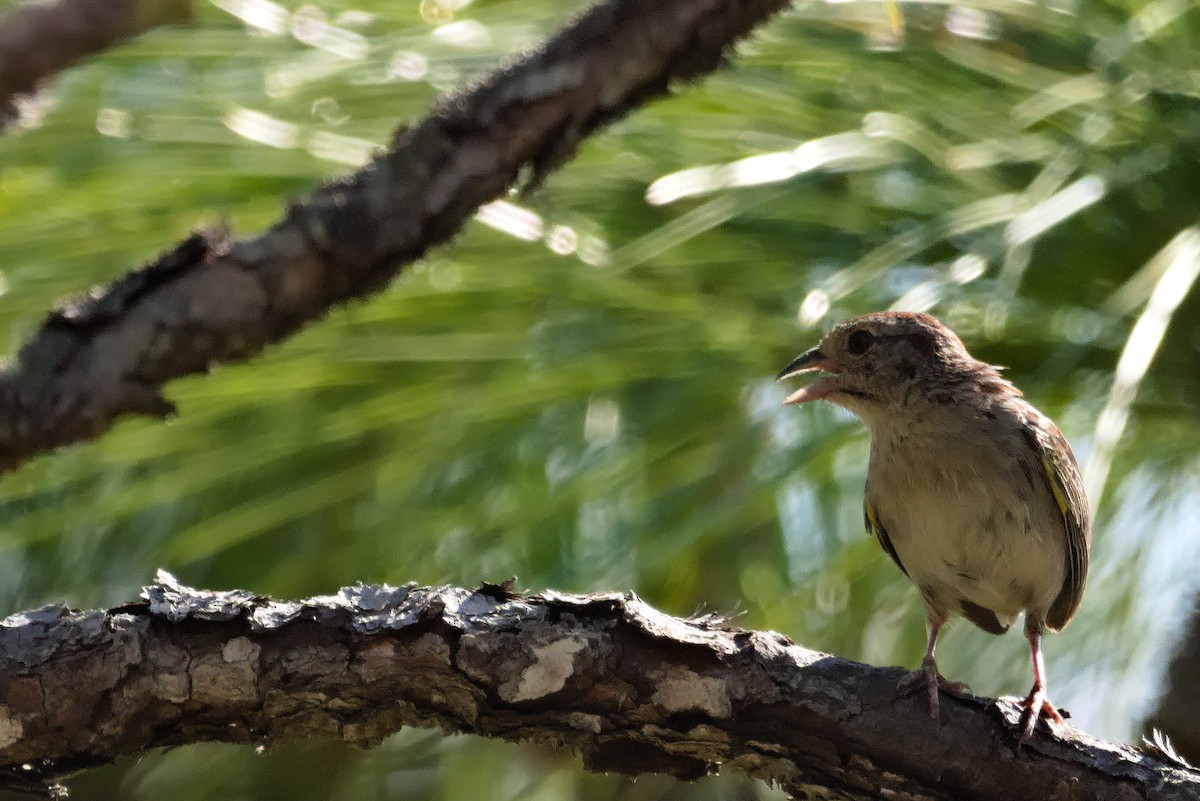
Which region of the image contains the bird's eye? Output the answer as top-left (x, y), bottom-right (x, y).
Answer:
top-left (847, 329), bottom-right (875, 355)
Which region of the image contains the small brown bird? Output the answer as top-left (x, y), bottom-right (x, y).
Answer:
top-left (777, 311), bottom-right (1090, 740)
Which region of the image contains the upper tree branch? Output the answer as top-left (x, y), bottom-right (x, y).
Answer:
top-left (0, 0), bottom-right (791, 474)
top-left (0, 0), bottom-right (193, 124)
top-left (0, 574), bottom-right (1196, 799)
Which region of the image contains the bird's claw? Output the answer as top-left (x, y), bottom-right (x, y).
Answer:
top-left (1018, 686), bottom-right (1065, 744)
top-left (896, 657), bottom-right (970, 723)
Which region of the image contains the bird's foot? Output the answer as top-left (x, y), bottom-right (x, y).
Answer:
top-left (896, 656), bottom-right (970, 723)
top-left (1018, 685), bottom-right (1065, 743)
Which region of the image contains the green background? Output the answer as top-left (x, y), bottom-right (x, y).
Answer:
top-left (1, 0), bottom-right (1199, 798)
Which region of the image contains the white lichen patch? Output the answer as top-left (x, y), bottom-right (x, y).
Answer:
top-left (563, 711), bottom-right (603, 733)
top-left (0, 705), bottom-right (23, 748)
top-left (651, 670), bottom-right (731, 718)
top-left (502, 636), bottom-right (589, 702)
top-left (191, 654), bottom-right (260, 705)
top-left (223, 636), bottom-right (261, 663)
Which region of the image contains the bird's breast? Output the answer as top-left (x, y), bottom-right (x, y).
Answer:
top-left (865, 414), bottom-right (1067, 627)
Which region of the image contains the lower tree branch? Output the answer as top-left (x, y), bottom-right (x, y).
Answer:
top-left (0, 573), bottom-right (1195, 799)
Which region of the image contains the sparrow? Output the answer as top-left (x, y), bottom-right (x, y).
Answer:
top-left (777, 311), bottom-right (1090, 741)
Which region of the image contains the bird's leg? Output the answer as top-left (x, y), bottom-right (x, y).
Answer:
top-left (1019, 617), bottom-right (1065, 742)
top-left (896, 614), bottom-right (969, 723)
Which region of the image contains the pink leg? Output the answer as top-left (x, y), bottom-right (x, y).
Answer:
top-left (897, 614), bottom-right (969, 723)
top-left (1020, 617), bottom-right (1065, 742)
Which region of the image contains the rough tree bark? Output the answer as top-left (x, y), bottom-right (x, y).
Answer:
top-left (0, 0), bottom-right (192, 123)
top-left (0, 573), bottom-right (1196, 799)
top-left (0, 0), bottom-right (791, 475)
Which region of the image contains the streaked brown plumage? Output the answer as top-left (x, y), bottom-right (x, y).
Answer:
top-left (778, 311), bottom-right (1090, 741)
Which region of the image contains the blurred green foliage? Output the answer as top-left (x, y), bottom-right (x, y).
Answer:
top-left (2, 0), bottom-right (1200, 798)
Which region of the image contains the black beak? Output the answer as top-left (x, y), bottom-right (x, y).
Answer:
top-left (776, 348), bottom-right (825, 380)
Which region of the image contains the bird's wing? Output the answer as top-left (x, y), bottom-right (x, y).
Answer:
top-left (1023, 419), bottom-right (1091, 631)
top-left (864, 500), bottom-right (908, 578)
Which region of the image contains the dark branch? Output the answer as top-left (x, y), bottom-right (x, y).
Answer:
top-left (1, 573), bottom-right (1196, 799)
top-left (0, 0), bottom-right (192, 125)
top-left (0, 0), bottom-right (791, 473)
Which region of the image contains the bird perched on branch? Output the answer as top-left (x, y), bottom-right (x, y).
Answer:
top-left (777, 311), bottom-right (1090, 741)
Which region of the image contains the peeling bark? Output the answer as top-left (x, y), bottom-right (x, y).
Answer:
top-left (0, 0), bottom-right (791, 474)
top-left (0, 0), bottom-right (193, 123)
top-left (0, 574), bottom-right (1196, 799)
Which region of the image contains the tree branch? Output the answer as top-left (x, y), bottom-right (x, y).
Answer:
top-left (0, 0), bottom-right (790, 474)
top-left (0, 573), bottom-right (1195, 799)
top-left (0, 0), bottom-right (192, 124)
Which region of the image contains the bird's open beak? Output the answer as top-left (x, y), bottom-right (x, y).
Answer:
top-left (776, 347), bottom-right (841, 405)
top-left (776, 348), bottom-right (826, 380)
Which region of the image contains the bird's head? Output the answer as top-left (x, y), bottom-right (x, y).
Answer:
top-left (777, 311), bottom-right (991, 421)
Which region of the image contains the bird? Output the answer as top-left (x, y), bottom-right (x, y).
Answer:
top-left (776, 311), bottom-right (1090, 741)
